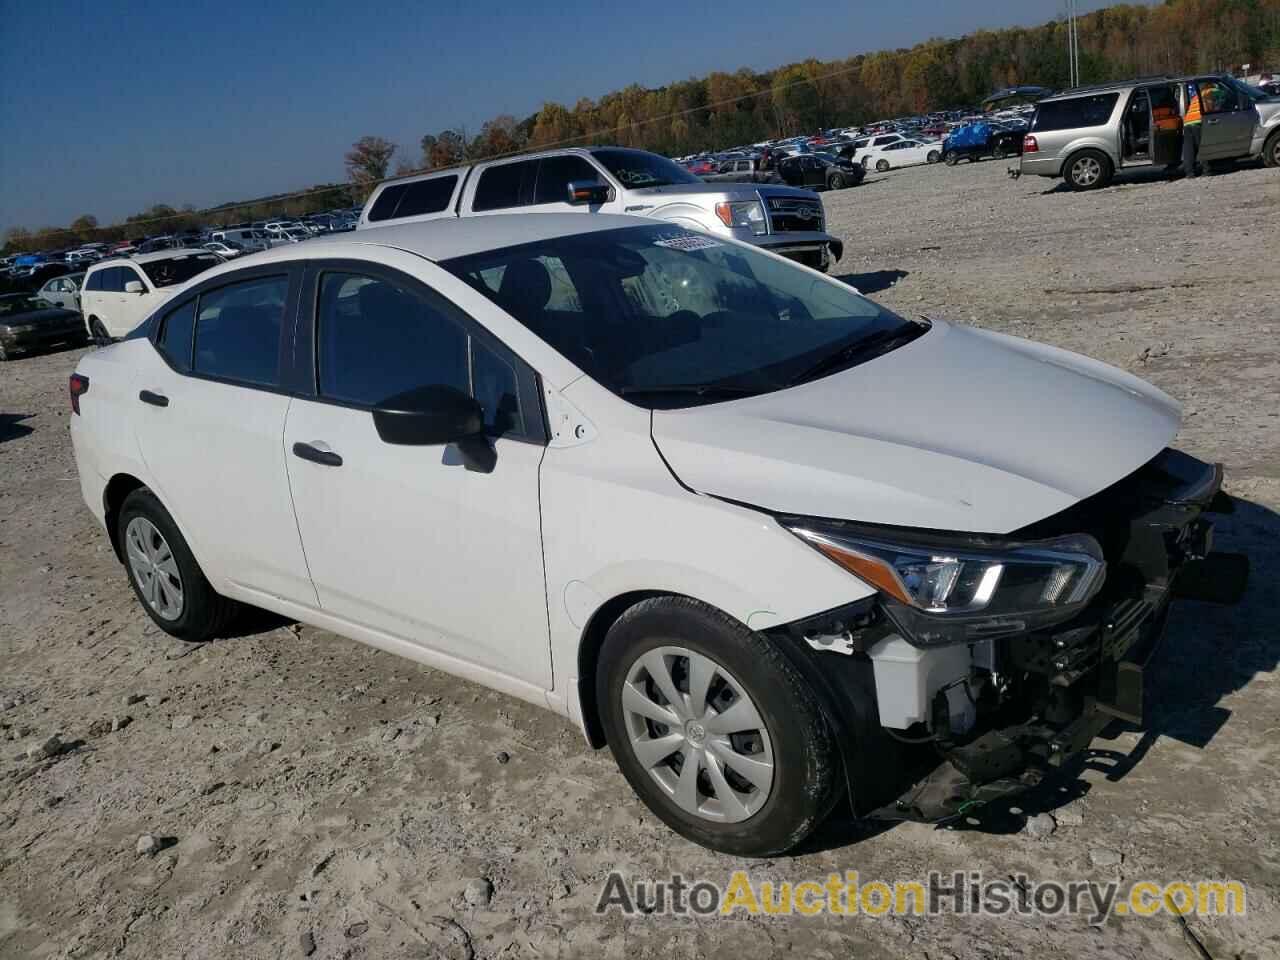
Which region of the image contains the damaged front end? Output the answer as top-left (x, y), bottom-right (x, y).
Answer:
top-left (769, 449), bottom-right (1248, 823)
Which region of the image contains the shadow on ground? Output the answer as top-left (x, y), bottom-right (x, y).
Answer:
top-left (0, 413), bottom-right (34, 444)
top-left (833, 269), bottom-right (909, 294)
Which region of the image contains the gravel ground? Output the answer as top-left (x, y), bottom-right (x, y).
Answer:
top-left (2, 158), bottom-right (1278, 960)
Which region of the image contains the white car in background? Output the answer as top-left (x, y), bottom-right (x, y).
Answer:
top-left (81, 249), bottom-right (222, 340)
top-left (67, 214), bottom-right (1235, 856)
top-left (861, 138), bottom-right (943, 172)
top-left (203, 241), bottom-right (245, 259)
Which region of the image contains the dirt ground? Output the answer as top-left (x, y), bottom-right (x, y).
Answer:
top-left (2, 158), bottom-right (1278, 960)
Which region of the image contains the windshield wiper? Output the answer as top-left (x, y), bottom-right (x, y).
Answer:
top-left (619, 383), bottom-right (767, 400)
top-left (785, 321), bottom-right (925, 387)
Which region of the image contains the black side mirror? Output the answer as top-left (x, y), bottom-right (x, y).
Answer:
top-left (371, 385), bottom-right (495, 472)
top-left (566, 180), bottom-right (611, 205)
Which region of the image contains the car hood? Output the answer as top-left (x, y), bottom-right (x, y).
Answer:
top-left (0, 307), bottom-right (80, 328)
top-left (650, 320), bottom-right (1181, 534)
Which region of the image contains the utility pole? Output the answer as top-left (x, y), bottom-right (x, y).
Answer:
top-left (1066, 0), bottom-right (1080, 88)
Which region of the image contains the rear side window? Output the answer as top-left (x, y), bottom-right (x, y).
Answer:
top-left (533, 155), bottom-right (601, 205)
top-left (193, 275), bottom-right (288, 387)
top-left (99, 267), bottom-right (124, 293)
top-left (366, 183), bottom-right (408, 221)
top-left (1033, 93), bottom-right (1120, 132)
top-left (394, 175), bottom-right (458, 217)
top-left (157, 300), bottom-right (196, 371)
top-left (84, 270), bottom-right (102, 292)
top-left (472, 160), bottom-right (534, 212)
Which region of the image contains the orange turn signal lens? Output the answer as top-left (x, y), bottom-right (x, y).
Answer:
top-left (810, 541), bottom-right (913, 605)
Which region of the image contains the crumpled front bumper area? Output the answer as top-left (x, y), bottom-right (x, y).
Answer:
top-left (875, 449), bottom-right (1249, 822)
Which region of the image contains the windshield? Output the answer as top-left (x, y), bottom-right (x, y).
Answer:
top-left (0, 295), bottom-right (54, 316)
top-left (142, 253), bottom-right (220, 287)
top-left (442, 224), bottom-right (914, 408)
top-left (1227, 76), bottom-right (1271, 101)
top-left (591, 149), bottom-right (702, 189)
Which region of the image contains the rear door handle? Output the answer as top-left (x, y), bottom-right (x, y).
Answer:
top-left (139, 390), bottom-right (168, 407)
top-left (292, 441), bottom-right (343, 467)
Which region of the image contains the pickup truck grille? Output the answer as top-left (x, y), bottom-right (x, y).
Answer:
top-left (766, 197), bottom-right (824, 233)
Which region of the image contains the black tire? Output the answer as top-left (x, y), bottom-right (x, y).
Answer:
top-left (828, 172), bottom-right (845, 190)
top-left (875, 159), bottom-right (890, 173)
top-left (1265, 130), bottom-right (1280, 168)
top-left (117, 488), bottom-right (239, 641)
top-left (926, 149), bottom-right (941, 163)
top-left (992, 143), bottom-right (1007, 160)
top-left (0, 343), bottom-right (11, 362)
top-left (1065, 149), bottom-right (1113, 191)
top-left (597, 596), bottom-right (841, 856)
top-left (89, 316), bottom-right (110, 345)
top-left (944, 151), bottom-right (958, 166)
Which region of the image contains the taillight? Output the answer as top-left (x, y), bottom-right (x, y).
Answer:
top-left (1023, 135), bottom-right (1039, 153)
top-left (69, 373), bottom-right (89, 415)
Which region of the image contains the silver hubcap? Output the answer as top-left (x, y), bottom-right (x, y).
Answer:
top-left (1074, 157), bottom-right (1101, 185)
top-left (125, 517), bottom-right (184, 620)
top-left (622, 646), bottom-right (774, 823)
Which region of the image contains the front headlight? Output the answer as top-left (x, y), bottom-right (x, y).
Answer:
top-left (714, 200), bottom-right (767, 235)
top-left (781, 519), bottom-right (1106, 646)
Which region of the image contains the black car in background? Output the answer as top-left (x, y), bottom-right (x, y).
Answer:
top-left (776, 152), bottom-right (866, 190)
top-left (0, 293), bottom-right (87, 361)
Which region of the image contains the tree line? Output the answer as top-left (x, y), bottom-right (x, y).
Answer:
top-left (6, 0), bottom-right (1278, 254)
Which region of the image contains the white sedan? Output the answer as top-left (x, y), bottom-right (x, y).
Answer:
top-left (67, 212), bottom-right (1228, 856)
top-left (861, 138), bottom-right (943, 172)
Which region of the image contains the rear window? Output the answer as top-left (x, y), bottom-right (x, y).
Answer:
top-left (1032, 93), bottom-right (1120, 132)
top-left (473, 160), bottom-right (535, 212)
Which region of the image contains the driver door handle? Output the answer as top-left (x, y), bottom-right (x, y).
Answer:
top-left (292, 441), bottom-right (343, 467)
top-left (139, 390), bottom-right (168, 407)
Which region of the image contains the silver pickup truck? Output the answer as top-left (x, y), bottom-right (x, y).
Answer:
top-left (357, 146), bottom-right (843, 270)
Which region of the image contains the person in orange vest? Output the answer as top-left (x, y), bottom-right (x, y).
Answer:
top-left (1182, 81), bottom-right (1205, 178)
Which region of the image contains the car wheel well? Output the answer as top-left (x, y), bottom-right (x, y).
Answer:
top-left (576, 590), bottom-right (669, 748)
top-left (104, 474), bottom-right (147, 561)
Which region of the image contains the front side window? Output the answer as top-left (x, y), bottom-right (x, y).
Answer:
top-left (533, 155), bottom-right (602, 204)
top-left (1196, 79), bottom-right (1236, 114)
top-left (315, 271), bottom-right (526, 437)
top-left (99, 267), bottom-right (125, 293)
top-left (193, 275), bottom-right (287, 386)
top-left (443, 224), bottom-right (915, 409)
top-left (119, 266), bottom-right (144, 289)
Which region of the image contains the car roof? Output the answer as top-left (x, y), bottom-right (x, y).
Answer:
top-left (222, 213), bottom-right (654, 268)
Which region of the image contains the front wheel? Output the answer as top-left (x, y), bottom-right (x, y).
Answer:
top-left (828, 172), bottom-right (846, 189)
top-left (598, 597), bottom-right (841, 856)
top-left (944, 151), bottom-right (959, 166)
top-left (927, 150), bottom-right (941, 163)
top-left (117, 488), bottom-right (240, 641)
top-left (992, 144), bottom-right (1007, 160)
top-left (876, 159), bottom-right (890, 173)
top-left (1264, 129), bottom-right (1280, 168)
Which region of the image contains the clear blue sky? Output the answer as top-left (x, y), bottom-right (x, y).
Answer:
top-left (0, 0), bottom-right (1137, 232)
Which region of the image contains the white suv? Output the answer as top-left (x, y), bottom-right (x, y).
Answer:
top-left (68, 214), bottom-right (1234, 854)
top-left (81, 250), bottom-right (222, 340)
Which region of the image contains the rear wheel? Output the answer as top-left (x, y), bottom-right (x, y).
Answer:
top-left (944, 151), bottom-right (959, 166)
top-left (876, 159), bottom-right (890, 173)
top-left (89, 317), bottom-right (110, 345)
top-left (927, 149), bottom-right (941, 163)
top-left (992, 143), bottom-right (1007, 160)
top-left (1065, 149), bottom-right (1112, 190)
top-left (828, 172), bottom-right (846, 190)
top-left (598, 597), bottom-right (841, 856)
top-left (117, 488), bottom-right (239, 641)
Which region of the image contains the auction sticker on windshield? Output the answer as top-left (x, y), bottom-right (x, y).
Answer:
top-left (653, 234), bottom-right (722, 251)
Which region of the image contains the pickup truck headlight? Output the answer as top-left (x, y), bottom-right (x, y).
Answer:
top-left (714, 201), bottom-right (767, 235)
top-left (781, 519), bottom-right (1106, 646)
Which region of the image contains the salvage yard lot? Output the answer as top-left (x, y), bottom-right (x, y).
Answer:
top-left (2, 160), bottom-right (1278, 959)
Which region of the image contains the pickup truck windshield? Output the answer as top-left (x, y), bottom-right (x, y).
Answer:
top-left (591, 149), bottom-right (702, 189)
top-left (443, 224), bottom-right (918, 408)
